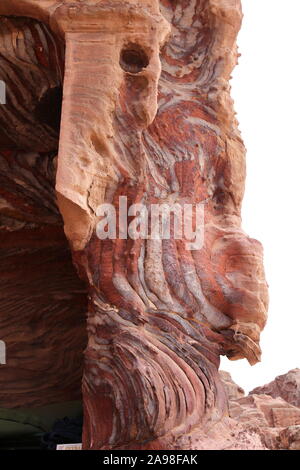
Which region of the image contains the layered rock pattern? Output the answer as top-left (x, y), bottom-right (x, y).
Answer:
top-left (0, 0), bottom-right (269, 449)
top-left (0, 16), bottom-right (63, 151)
top-left (60, 0), bottom-right (268, 449)
top-left (221, 370), bottom-right (300, 450)
top-left (0, 17), bottom-right (87, 408)
top-left (0, 226), bottom-right (87, 408)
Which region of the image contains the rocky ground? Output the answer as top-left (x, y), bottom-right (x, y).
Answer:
top-left (220, 368), bottom-right (300, 450)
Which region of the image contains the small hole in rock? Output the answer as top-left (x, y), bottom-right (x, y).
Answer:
top-left (120, 44), bottom-right (149, 74)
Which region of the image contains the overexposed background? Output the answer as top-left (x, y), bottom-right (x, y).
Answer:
top-left (220, 0), bottom-right (300, 391)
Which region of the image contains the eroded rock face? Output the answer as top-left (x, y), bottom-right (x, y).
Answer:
top-left (0, 0), bottom-right (269, 449)
top-left (223, 371), bottom-right (300, 450)
top-left (55, 0), bottom-right (268, 449)
top-left (279, 426), bottom-right (300, 451)
top-left (229, 394), bottom-right (300, 428)
top-left (250, 369), bottom-right (300, 408)
top-left (0, 16), bottom-right (87, 408)
top-left (220, 370), bottom-right (245, 401)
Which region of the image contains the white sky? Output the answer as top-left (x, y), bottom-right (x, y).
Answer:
top-left (220, 0), bottom-right (300, 392)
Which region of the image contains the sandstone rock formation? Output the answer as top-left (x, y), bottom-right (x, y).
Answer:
top-left (279, 426), bottom-right (300, 451)
top-left (0, 16), bottom-right (87, 408)
top-left (250, 368), bottom-right (300, 408)
top-left (221, 370), bottom-right (300, 450)
top-left (220, 370), bottom-right (245, 401)
top-left (0, 0), bottom-right (269, 450)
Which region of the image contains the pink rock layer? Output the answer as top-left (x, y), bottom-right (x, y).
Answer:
top-left (221, 370), bottom-right (300, 450)
top-left (251, 368), bottom-right (300, 408)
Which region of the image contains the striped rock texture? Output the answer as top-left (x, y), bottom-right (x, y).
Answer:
top-left (0, 16), bottom-right (87, 408)
top-left (0, 0), bottom-right (269, 449)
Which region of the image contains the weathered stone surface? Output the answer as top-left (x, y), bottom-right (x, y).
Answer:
top-left (0, 17), bottom-right (87, 408)
top-left (250, 369), bottom-right (300, 408)
top-left (0, 226), bottom-right (87, 408)
top-left (0, 16), bottom-right (64, 151)
top-left (169, 417), bottom-right (266, 450)
top-left (279, 426), bottom-right (300, 450)
top-left (229, 394), bottom-right (300, 428)
top-left (56, 0), bottom-right (268, 450)
top-left (220, 370), bottom-right (245, 401)
top-left (0, 0), bottom-right (269, 450)
top-left (224, 373), bottom-right (300, 450)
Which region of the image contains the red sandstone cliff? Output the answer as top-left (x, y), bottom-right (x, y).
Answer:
top-left (0, 0), bottom-right (270, 450)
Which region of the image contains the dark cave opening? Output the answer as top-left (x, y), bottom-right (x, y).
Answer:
top-left (35, 86), bottom-right (63, 133)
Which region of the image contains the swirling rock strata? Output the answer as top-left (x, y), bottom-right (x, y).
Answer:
top-left (0, 0), bottom-right (269, 449)
top-left (0, 225), bottom-right (87, 408)
top-left (54, 0), bottom-right (268, 449)
top-left (0, 17), bottom-right (87, 408)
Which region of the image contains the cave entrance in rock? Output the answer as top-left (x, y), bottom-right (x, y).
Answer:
top-left (0, 16), bottom-right (87, 449)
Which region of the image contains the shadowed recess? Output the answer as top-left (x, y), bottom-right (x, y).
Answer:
top-left (120, 43), bottom-right (149, 74)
